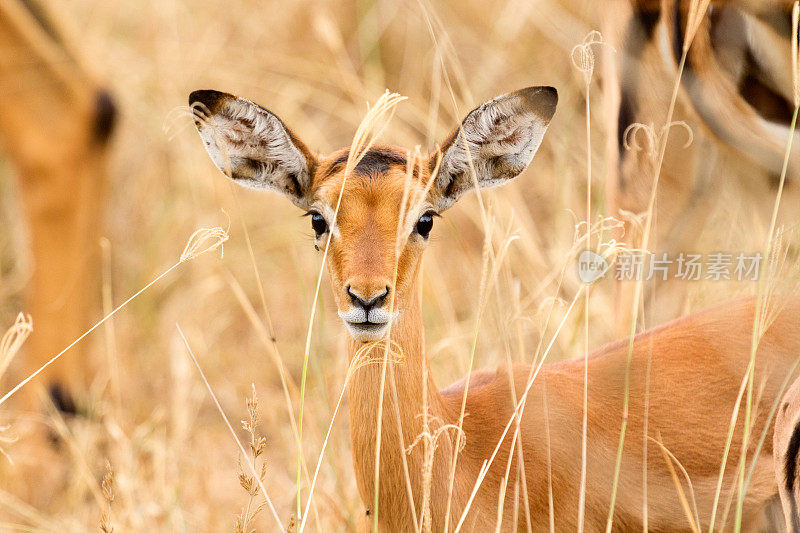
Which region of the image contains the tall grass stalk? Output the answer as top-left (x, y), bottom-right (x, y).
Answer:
top-left (300, 338), bottom-right (412, 532)
top-left (298, 357), bottom-right (357, 532)
top-left (100, 238), bottom-right (122, 418)
top-left (227, 274), bottom-right (301, 428)
top-left (570, 30), bottom-right (603, 531)
top-left (0, 488), bottom-right (56, 530)
top-left (740, 358), bottom-right (800, 507)
top-left (176, 325), bottom-right (284, 532)
top-left (453, 216), bottom-right (628, 527)
top-left (0, 227), bottom-right (228, 408)
top-left (43, 392), bottom-right (106, 508)
top-left (445, 211), bottom-right (495, 529)
top-left (641, 321), bottom-right (653, 531)
top-left (732, 64), bottom-right (799, 533)
top-left (719, 380), bottom-right (771, 529)
top-left (230, 185), bottom-right (281, 377)
top-left (415, 150), bottom-right (443, 533)
top-left (227, 274), bottom-right (318, 483)
top-left (437, 79), bottom-right (498, 533)
top-left (732, 114), bottom-right (795, 528)
top-left (491, 219), bottom-right (533, 533)
top-left (454, 288), bottom-right (583, 530)
top-left (714, 4), bottom-right (800, 526)
top-left (651, 435), bottom-right (700, 531)
top-left (707, 356), bottom-right (754, 530)
top-left (226, 274), bottom-right (319, 522)
top-left (414, 3), bottom-right (501, 526)
top-left (370, 149), bottom-right (423, 533)
top-left (605, 0), bottom-right (709, 524)
top-left (294, 90), bottom-right (407, 519)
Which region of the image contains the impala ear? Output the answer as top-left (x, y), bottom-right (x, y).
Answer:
top-left (189, 90), bottom-right (317, 209)
top-left (429, 86), bottom-right (557, 210)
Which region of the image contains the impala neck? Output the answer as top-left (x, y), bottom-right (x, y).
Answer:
top-left (347, 273), bottom-right (456, 526)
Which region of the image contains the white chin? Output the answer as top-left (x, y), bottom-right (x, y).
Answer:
top-left (344, 321), bottom-right (391, 342)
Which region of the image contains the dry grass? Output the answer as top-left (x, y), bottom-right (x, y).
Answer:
top-left (0, 0), bottom-right (797, 530)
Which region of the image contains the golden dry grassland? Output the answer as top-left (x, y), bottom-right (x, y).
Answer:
top-left (0, 0), bottom-right (797, 530)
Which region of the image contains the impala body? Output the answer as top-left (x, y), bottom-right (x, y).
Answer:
top-left (0, 0), bottom-right (116, 413)
top-left (603, 0), bottom-right (800, 336)
top-left (190, 87), bottom-right (799, 530)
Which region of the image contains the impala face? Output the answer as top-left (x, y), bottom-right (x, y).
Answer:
top-left (308, 151), bottom-right (434, 341)
top-left (190, 87), bottom-right (557, 342)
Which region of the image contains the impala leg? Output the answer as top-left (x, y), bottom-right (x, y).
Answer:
top-left (775, 375), bottom-right (800, 533)
top-left (0, 0), bottom-right (115, 412)
top-left (601, 0), bottom-right (628, 338)
top-left (14, 130), bottom-right (112, 413)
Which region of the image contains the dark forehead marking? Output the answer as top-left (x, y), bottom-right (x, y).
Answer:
top-left (322, 146), bottom-right (409, 178)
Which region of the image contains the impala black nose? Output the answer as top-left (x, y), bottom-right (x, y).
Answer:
top-left (347, 286), bottom-right (389, 311)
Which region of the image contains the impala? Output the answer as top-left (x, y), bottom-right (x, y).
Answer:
top-left (602, 0), bottom-right (800, 336)
top-left (190, 87), bottom-right (799, 530)
top-left (0, 0), bottom-right (116, 412)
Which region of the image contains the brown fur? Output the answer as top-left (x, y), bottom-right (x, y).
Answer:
top-left (0, 0), bottom-right (115, 412)
top-left (603, 0), bottom-right (800, 337)
top-left (191, 87), bottom-right (800, 529)
top-left (324, 153), bottom-right (800, 528)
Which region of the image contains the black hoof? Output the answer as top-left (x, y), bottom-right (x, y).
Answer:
top-left (48, 383), bottom-right (77, 416)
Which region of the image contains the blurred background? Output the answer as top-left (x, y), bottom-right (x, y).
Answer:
top-left (0, 0), bottom-right (795, 530)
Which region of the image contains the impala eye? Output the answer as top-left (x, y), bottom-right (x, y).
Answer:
top-left (309, 211), bottom-right (328, 238)
top-left (415, 212), bottom-right (435, 238)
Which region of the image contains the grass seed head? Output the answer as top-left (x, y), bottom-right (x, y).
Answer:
top-left (180, 227), bottom-right (230, 262)
top-left (0, 313), bottom-right (33, 379)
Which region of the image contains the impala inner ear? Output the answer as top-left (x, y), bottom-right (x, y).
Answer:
top-left (189, 89), bottom-right (317, 209)
top-left (430, 86), bottom-right (557, 210)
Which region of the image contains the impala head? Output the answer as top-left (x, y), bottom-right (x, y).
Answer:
top-left (189, 87), bottom-right (556, 342)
